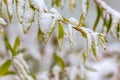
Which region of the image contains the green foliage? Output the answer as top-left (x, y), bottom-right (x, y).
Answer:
top-left (0, 27), bottom-right (4, 35)
top-left (0, 59), bottom-right (13, 76)
top-left (93, 6), bottom-right (101, 31)
top-left (13, 36), bottom-right (20, 53)
top-left (116, 24), bottom-right (120, 40)
top-left (84, 64), bottom-right (97, 72)
top-left (53, 53), bottom-right (65, 69)
top-left (106, 15), bottom-right (112, 33)
top-left (37, 27), bottom-right (44, 42)
top-left (91, 41), bottom-right (98, 60)
top-left (5, 36), bottom-right (20, 56)
top-left (58, 22), bottom-right (65, 50)
top-left (52, 0), bottom-right (61, 7)
top-left (3, 0), bottom-right (14, 22)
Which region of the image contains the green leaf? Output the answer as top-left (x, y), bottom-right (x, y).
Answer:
top-left (55, 0), bottom-right (61, 7)
top-left (58, 22), bottom-right (64, 39)
top-left (13, 36), bottom-right (20, 54)
top-left (62, 16), bottom-right (70, 24)
top-left (2, 71), bottom-right (15, 76)
top-left (37, 27), bottom-right (44, 42)
top-left (104, 72), bottom-right (114, 78)
top-left (116, 24), bottom-right (120, 40)
top-left (0, 0), bottom-right (2, 15)
top-left (53, 53), bottom-right (65, 69)
top-left (82, 53), bottom-right (87, 63)
top-left (28, 73), bottom-right (37, 80)
top-left (0, 59), bottom-right (12, 75)
top-left (0, 27), bottom-right (4, 36)
top-left (91, 41), bottom-right (98, 60)
top-left (73, 27), bottom-right (87, 38)
top-left (93, 6), bottom-right (101, 31)
top-left (58, 22), bottom-right (65, 50)
top-left (3, 0), bottom-right (14, 22)
top-left (4, 39), bottom-right (16, 56)
top-left (106, 15), bottom-right (112, 33)
top-left (84, 64), bottom-right (97, 72)
top-left (78, 13), bottom-right (86, 27)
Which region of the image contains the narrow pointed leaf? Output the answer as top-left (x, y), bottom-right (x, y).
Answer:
top-left (106, 15), bottom-right (112, 33)
top-left (37, 27), bottom-right (44, 42)
top-left (13, 36), bottom-right (20, 54)
top-left (91, 41), bottom-right (98, 60)
top-left (2, 71), bottom-right (15, 76)
top-left (0, 59), bottom-right (12, 75)
top-left (53, 53), bottom-right (65, 69)
top-left (4, 39), bottom-right (16, 56)
top-left (58, 22), bottom-right (65, 50)
top-left (93, 6), bottom-right (101, 31)
top-left (3, 0), bottom-right (14, 22)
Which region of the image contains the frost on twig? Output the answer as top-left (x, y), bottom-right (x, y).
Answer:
top-left (94, 0), bottom-right (120, 39)
top-left (13, 54), bottom-right (35, 80)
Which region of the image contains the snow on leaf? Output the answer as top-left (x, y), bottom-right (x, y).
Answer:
top-left (22, 8), bottom-right (35, 33)
top-left (13, 54), bottom-right (34, 80)
top-left (38, 8), bottom-right (62, 43)
top-left (3, 0), bottom-right (14, 22)
top-left (29, 0), bottom-right (48, 12)
top-left (91, 34), bottom-right (99, 60)
top-left (58, 22), bottom-right (65, 50)
top-left (69, 0), bottom-right (76, 11)
top-left (82, 0), bottom-right (89, 16)
top-left (94, 0), bottom-right (120, 39)
top-left (67, 17), bottom-right (78, 48)
top-left (16, 0), bottom-right (26, 23)
top-left (74, 26), bottom-right (106, 60)
top-left (0, 17), bottom-right (7, 25)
